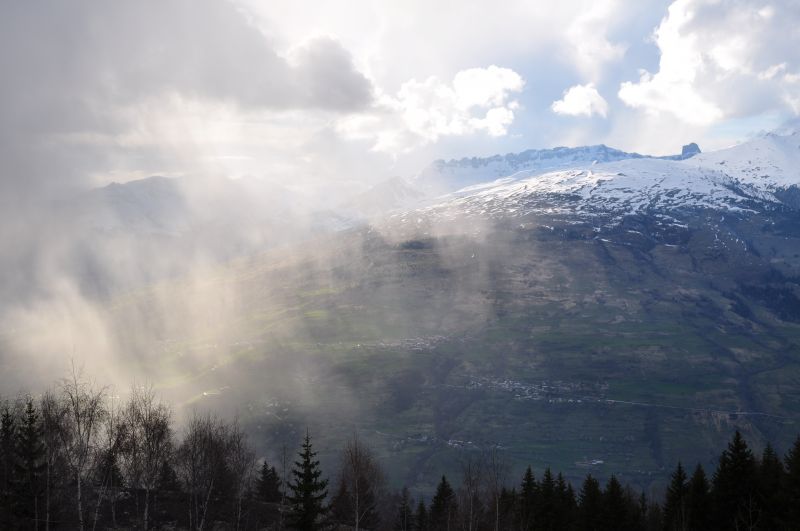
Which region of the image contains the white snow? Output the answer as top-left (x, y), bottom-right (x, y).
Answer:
top-left (401, 132), bottom-right (800, 224)
top-left (414, 144), bottom-right (649, 194)
top-left (690, 131), bottom-right (800, 190)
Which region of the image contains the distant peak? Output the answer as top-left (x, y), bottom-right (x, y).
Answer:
top-left (681, 143), bottom-right (701, 158)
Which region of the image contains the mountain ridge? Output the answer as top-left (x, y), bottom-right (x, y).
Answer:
top-left (415, 142), bottom-right (703, 195)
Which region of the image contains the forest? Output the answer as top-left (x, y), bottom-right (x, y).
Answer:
top-left (1, 371), bottom-right (799, 530)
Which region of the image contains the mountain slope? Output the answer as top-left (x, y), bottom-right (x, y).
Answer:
top-left (415, 143), bottom-right (701, 195)
top-left (51, 133), bottom-right (796, 495)
top-left (404, 133), bottom-right (799, 228)
top-left (5, 133), bottom-right (799, 495)
top-left (691, 131), bottom-right (800, 190)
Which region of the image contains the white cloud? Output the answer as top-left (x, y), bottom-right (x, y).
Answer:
top-left (551, 83), bottom-right (609, 117)
top-left (451, 66), bottom-right (526, 109)
top-left (618, 0), bottom-right (800, 126)
top-left (338, 66), bottom-right (525, 153)
top-left (565, 0), bottom-right (627, 80)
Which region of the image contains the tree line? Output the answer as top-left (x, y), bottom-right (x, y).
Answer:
top-left (1, 372), bottom-right (800, 530)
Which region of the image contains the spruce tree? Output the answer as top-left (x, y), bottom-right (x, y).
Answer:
top-left (414, 499), bottom-right (429, 531)
top-left (686, 464), bottom-right (710, 531)
top-left (156, 458), bottom-right (180, 492)
top-left (663, 461), bottom-right (688, 531)
top-left (257, 460), bottom-right (283, 503)
top-left (537, 467), bottom-right (556, 529)
top-left (14, 397), bottom-right (46, 528)
top-left (637, 492), bottom-right (662, 531)
top-left (711, 431), bottom-right (758, 530)
top-left (0, 403), bottom-right (17, 526)
top-left (555, 473), bottom-right (576, 530)
top-left (429, 475), bottom-right (456, 531)
top-left (758, 443), bottom-right (785, 529)
top-left (498, 487), bottom-right (517, 531)
top-left (600, 475), bottom-right (628, 531)
top-left (287, 432), bottom-right (328, 531)
top-left (330, 480), bottom-right (353, 526)
top-left (577, 474), bottom-right (602, 531)
top-left (394, 487), bottom-right (414, 531)
top-left (785, 436), bottom-right (800, 526)
top-left (518, 466), bottom-right (537, 531)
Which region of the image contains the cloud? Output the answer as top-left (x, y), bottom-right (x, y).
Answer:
top-left (565, 0), bottom-right (627, 80)
top-left (338, 66), bottom-right (525, 153)
top-left (288, 37), bottom-right (374, 112)
top-left (551, 83), bottom-right (609, 117)
top-left (618, 0), bottom-right (800, 126)
top-left (0, 0), bottom-right (374, 202)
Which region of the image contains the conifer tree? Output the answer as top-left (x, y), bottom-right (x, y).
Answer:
top-left (601, 475), bottom-right (628, 531)
top-left (537, 467), bottom-right (556, 529)
top-left (156, 458), bottom-right (179, 492)
top-left (518, 466), bottom-right (536, 531)
top-left (577, 474), bottom-right (602, 531)
top-left (498, 487), bottom-right (516, 531)
top-left (257, 460), bottom-right (283, 503)
top-left (785, 436), bottom-right (800, 526)
top-left (394, 487), bottom-right (414, 531)
top-left (555, 472), bottom-right (576, 530)
top-left (287, 432), bottom-right (328, 531)
top-left (330, 480), bottom-right (353, 526)
top-left (414, 499), bottom-right (429, 531)
top-left (758, 443), bottom-right (785, 529)
top-left (0, 403), bottom-right (17, 526)
top-left (663, 461), bottom-right (688, 531)
top-left (637, 492), bottom-right (661, 531)
top-left (711, 431), bottom-right (758, 530)
top-left (15, 397), bottom-right (46, 528)
top-left (429, 475), bottom-right (456, 531)
top-left (686, 464), bottom-right (710, 531)
top-left (641, 493), bottom-right (663, 531)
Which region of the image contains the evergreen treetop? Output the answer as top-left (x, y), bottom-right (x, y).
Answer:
top-left (429, 475), bottom-right (456, 531)
top-left (257, 460), bottom-right (283, 503)
top-left (287, 432), bottom-right (328, 531)
top-left (663, 461), bottom-right (688, 531)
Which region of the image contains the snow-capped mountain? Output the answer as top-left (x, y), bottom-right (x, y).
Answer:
top-left (405, 160), bottom-right (743, 224)
top-left (690, 132), bottom-right (800, 190)
top-left (399, 132), bottom-right (800, 225)
top-left (415, 143), bottom-right (701, 195)
top-left (53, 132), bottom-right (800, 243)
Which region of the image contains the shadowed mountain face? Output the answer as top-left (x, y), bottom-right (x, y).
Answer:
top-left (2, 134), bottom-right (799, 494)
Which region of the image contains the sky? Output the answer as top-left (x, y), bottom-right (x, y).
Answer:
top-left (1, 0), bottom-right (799, 203)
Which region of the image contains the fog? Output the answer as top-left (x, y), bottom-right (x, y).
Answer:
top-left (0, 156), bottom-right (513, 442)
top-left (0, 0), bottom-right (363, 402)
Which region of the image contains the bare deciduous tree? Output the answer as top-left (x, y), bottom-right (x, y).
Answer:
top-left (40, 391), bottom-right (66, 531)
top-left (91, 392), bottom-right (125, 531)
top-left (484, 447), bottom-right (508, 531)
top-left (177, 412), bottom-right (253, 531)
top-left (336, 432), bottom-right (386, 531)
top-left (58, 367), bottom-right (106, 531)
top-left (119, 384), bottom-right (173, 531)
top-left (459, 454), bottom-right (485, 531)
top-left (226, 419), bottom-right (255, 531)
